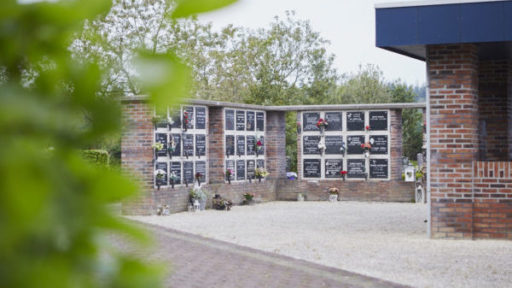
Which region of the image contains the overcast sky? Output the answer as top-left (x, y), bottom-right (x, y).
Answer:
top-left (198, 0), bottom-right (426, 86)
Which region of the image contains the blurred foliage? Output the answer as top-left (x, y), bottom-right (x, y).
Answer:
top-left (81, 149), bottom-right (110, 167)
top-left (0, 0), bottom-right (235, 287)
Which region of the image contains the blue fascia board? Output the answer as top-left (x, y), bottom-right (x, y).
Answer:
top-left (376, 1), bottom-right (512, 47)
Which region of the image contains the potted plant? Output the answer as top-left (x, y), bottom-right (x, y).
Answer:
top-left (242, 192), bottom-right (255, 205)
top-left (327, 187), bottom-right (339, 202)
top-left (316, 118), bottom-right (328, 133)
top-left (189, 188), bottom-right (207, 211)
top-left (154, 169), bottom-right (166, 190)
top-left (255, 168), bottom-right (269, 183)
top-left (340, 170), bottom-right (347, 181)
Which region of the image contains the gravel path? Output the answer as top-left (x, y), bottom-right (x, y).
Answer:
top-left (129, 201), bottom-right (512, 288)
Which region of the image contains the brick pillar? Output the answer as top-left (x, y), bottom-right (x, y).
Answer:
top-left (390, 109), bottom-right (403, 180)
top-left (208, 107), bottom-right (225, 183)
top-left (478, 60), bottom-right (509, 160)
top-left (266, 111), bottom-right (287, 179)
top-left (508, 62), bottom-right (512, 160)
top-left (121, 99), bottom-right (154, 215)
top-left (428, 44), bottom-right (479, 239)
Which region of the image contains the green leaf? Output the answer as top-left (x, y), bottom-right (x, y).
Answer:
top-left (171, 0), bottom-right (238, 18)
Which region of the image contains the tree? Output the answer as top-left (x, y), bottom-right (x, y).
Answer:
top-left (0, 0), bottom-right (235, 287)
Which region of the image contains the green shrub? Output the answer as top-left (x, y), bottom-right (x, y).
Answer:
top-left (81, 149), bottom-right (110, 167)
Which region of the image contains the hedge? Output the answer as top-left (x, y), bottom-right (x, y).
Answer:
top-left (81, 149), bottom-right (110, 167)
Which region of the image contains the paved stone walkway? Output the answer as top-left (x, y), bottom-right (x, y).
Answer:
top-left (117, 223), bottom-right (408, 288)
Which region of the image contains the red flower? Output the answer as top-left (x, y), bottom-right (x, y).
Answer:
top-left (340, 170), bottom-right (347, 175)
top-left (361, 143), bottom-right (365, 148)
top-left (256, 141), bottom-right (262, 146)
top-left (366, 125), bottom-right (370, 131)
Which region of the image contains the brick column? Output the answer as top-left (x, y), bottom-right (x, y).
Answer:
top-left (390, 109), bottom-right (403, 180)
top-left (266, 111), bottom-right (287, 179)
top-left (121, 100), bottom-right (154, 215)
top-left (428, 44), bottom-right (479, 239)
top-left (208, 107), bottom-right (225, 184)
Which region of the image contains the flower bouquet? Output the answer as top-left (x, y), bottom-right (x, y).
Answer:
top-left (318, 139), bottom-right (326, 155)
top-left (366, 125), bottom-right (371, 131)
top-left (340, 140), bottom-right (346, 156)
top-left (225, 169), bottom-right (233, 184)
top-left (169, 171), bottom-right (179, 189)
top-left (255, 168), bottom-right (269, 183)
top-left (255, 138), bottom-right (263, 157)
top-left (154, 169), bottom-right (166, 190)
top-left (182, 111), bottom-right (189, 132)
top-left (316, 118), bottom-right (328, 133)
top-left (361, 142), bottom-right (372, 158)
top-left (195, 172), bottom-right (203, 186)
top-left (340, 170), bottom-right (347, 181)
top-left (167, 137), bottom-right (177, 159)
top-left (152, 142), bottom-right (164, 160)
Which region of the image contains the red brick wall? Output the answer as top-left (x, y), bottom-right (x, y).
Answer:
top-left (427, 44), bottom-right (480, 239)
top-left (121, 99), bottom-right (155, 215)
top-left (478, 60), bottom-right (509, 160)
top-left (473, 161), bottom-right (512, 239)
top-left (208, 107), bottom-right (225, 183)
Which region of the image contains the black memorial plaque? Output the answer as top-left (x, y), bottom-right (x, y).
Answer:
top-left (155, 133), bottom-right (167, 157)
top-left (183, 161), bottom-right (194, 184)
top-left (169, 109), bottom-right (181, 129)
top-left (226, 160), bottom-right (235, 173)
top-left (257, 159), bottom-right (265, 169)
top-left (246, 111), bottom-right (255, 131)
top-left (325, 136), bottom-right (343, 155)
top-left (155, 162), bottom-right (168, 184)
top-left (325, 159), bottom-right (343, 179)
top-left (256, 112), bottom-right (265, 131)
top-left (347, 135), bottom-right (365, 154)
top-left (347, 159), bottom-right (366, 179)
top-left (370, 135), bottom-right (388, 154)
top-left (370, 159), bottom-right (388, 179)
top-left (236, 160), bottom-right (245, 180)
top-left (225, 110), bottom-right (235, 130)
top-left (170, 161), bottom-right (181, 184)
top-left (195, 161), bottom-right (206, 182)
top-left (236, 110), bottom-right (245, 131)
top-left (236, 135), bottom-right (245, 156)
top-left (246, 136), bottom-right (255, 155)
top-left (303, 112), bottom-right (320, 131)
top-left (347, 111), bottom-right (365, 131)
top-left (183, 106), bottom-right (194, 130)
top-left (170, 134), bottom-right (181, 156)
top-left (303, 135), bottom-right (321, 155)
top-left (183, 134), bottom-right (194, 157)
top-left (325, 112), bottom-right (342, 131)
top-left (247, 160), bottom-right (255, 179)
top-left (303, 159), bottom-right (321, 178)
top-left (195, 107), bottom-right (206, 130)
top-left (196, 134), bottom-right (206, 157)
top-left (369, 111), bottom-right (388, 131)
top-left (226, 135), bottom-right (235, 156)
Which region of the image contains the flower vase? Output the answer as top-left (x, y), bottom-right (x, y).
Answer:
top-left (342, 175), bottom-right (346, 181)
top-left (226, 176), bottom-right (231, 184)
top-left (258, 176), bottom-right (262, 183)
top-left (328, 194), bottom-right (338, 202)
top-left (319, 126), bottom-right (324, 134)
top-left (170, 180), bottom-right (175, 189)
